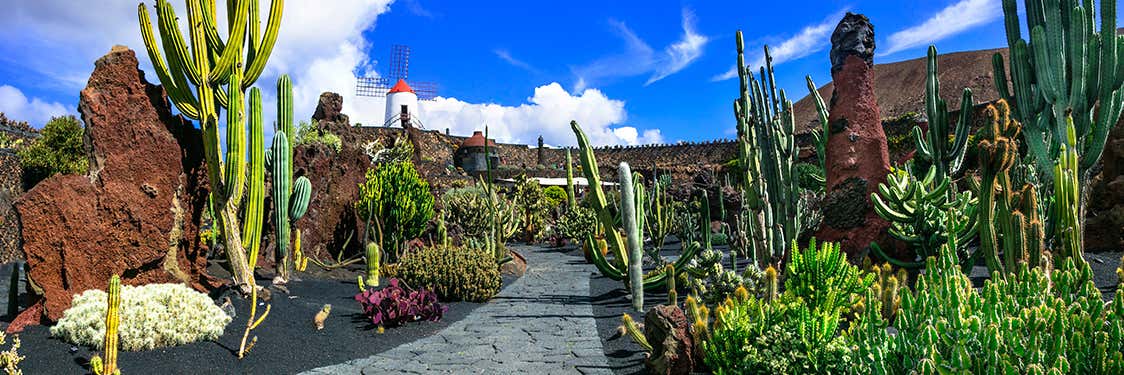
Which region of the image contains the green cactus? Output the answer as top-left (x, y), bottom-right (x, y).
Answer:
top-left (733, 32), bottom-right (803, 267)
top-left (242, 89), bottom-right (266, 270)
top-left (365, 242), bottom-right (380, 288)
top-left (95, 275), bottom-right (121, 375)
top-left (435, 210), bottom-right (449, 248)
top-left (913, 45), bottom-right (973, 179)
top-left (138, 0), bottom-right (284, 290)
top-left (1054, 117), bottom-right (1082, 262)
top-left (644, 173), bottom-right (676, 259)
top-left (805, 76), bottom-right (830, 175)
top-left (564, 148), bottom-right (577, 208)
top-left (620, 314), bottom-right (653, 352)
top-left (977, 100), bottom-right (1048, 275)
top-left (994, 0), bottom-right (1124, 259)
top-left (271, 75), bottom-right (313, 282)
top-left (620, 162), bottom-right (644, 311)
top-left (570, 121), bottom-right (629, 265)
top-left (666, 264), bottom-right (678, 306)
top-left (356, 160), bottom-right (434, 263)
top-left (870, 164), bottom-right (979, 270)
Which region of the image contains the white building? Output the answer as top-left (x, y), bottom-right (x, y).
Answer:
top-left (383, 79), bottom-right (419, 127)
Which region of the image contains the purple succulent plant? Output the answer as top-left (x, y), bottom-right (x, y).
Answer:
top-left (355, 278), bottom-right (447, 328)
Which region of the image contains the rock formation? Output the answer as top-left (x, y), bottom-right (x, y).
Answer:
top-left (816, 13), bottom-right (894, 258)
top-left (293, 94), bottom-right (372, 260)
top-left (643, 305), bottom-right (695, 375)
top-left (15, 46), bottom-right (214, 322)
top-left (1089, 124), bottom-right (1124, 250)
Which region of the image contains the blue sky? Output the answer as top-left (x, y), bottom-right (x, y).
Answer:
top-left (2, 0), bottom-right (1115, 146)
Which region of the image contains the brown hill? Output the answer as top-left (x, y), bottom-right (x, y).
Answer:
top-left (792, 48), bottom-right (1009, 134)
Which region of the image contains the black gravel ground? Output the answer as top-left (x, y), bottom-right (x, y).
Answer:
top-left (4, 269), bottom-right (518, 374)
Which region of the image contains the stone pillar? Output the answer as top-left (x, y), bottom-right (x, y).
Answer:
top-left (816, 13), bottom-right (893, 258)
top-left (536, 135), bottom-right (545, 166)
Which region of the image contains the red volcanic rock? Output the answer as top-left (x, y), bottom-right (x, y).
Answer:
top-left (816, 13), bottom-right (894, 258)
top-left (644, 304), bottom-right (695, 375)
top-left (293, 143), bottom-right (371, 261)
top-left (15, 46), bottom-right (214, 322)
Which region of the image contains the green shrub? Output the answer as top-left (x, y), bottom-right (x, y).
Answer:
top-left (51, 283), bottom-right (231, 351)
top-left (397, 245), bottom-right (501, 302)
top-left (356, 160), bottom-right (434, 261)
top-left (294, 120), bottom-right (341, 152)
top-left (18, 115), bottom-right (88, 187)
top-left (543, 185), bottom-right (567, 210)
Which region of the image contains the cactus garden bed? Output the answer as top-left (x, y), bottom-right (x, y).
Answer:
top-left (2, 268), bottom-right (519, 374)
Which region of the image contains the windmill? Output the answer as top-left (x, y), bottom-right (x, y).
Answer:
top-left (356, 45), bottom-right (439, 128)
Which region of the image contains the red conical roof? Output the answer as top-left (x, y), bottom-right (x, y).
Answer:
top-left (462, 130), bottom-right (496, 148)
top-left (388, 79), bottom-right (415, 94)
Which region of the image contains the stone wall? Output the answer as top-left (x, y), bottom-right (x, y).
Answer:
top-left (0, 114), bottom-right (39, 263)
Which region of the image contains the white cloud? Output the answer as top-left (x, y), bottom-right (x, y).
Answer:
top-left (712, 12), bottom-right (841, 82)
top-left (494, 49), bottom-right (539, 73)
top-left (573, 7), bottom-right (708, 90)
top-left (645, 8), bottom-right (708, 85)
top-left (419, 82), bottom-right (661, 146)
top-left (0, 0), bottom-right (395, 138)
top-left (0, 85), bottom-right (71, 127)
top-left (881, 0), bottom-right (1001, 56)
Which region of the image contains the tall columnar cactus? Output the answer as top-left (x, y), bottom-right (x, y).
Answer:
top-left (242, 89), bottom-right (266, 270)
top-left (365, 241), bottom-right (380, 288)
top-left (620, 163), bottom-right (644, 311)
top-left (138, 0), bottom-right (284, 290)
top-left (570, 121), bottom-right (629, 264)
top-left (574, 122), bottom-right (697, 291)
top-left (1054, 118), bottom-right (1082, 262)
top-left (733, 31), bottom-right (802, 266)
top-left (645, 173), bottom-right (676, 257)
top-left (978, 100), bottom-right (1048, 274)
top-left (805, 76), bottom-right (830, 179)
top-left (270, 76), bottom-right (312, 282)
top-left (913, 45), bottom-right (973, 179)
top-left (564, 148), bottom-right (577, 208)
top-left (993, 0), bottom-right (1124, 251)
top-left (95, 275), bottom-right (121, 375)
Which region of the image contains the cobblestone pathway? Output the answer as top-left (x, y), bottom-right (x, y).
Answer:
top-left (302, 245), bottom-right (612, 375)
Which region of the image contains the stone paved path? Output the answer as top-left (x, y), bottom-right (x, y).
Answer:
top-left (302, 245), bottom-right (613, 375)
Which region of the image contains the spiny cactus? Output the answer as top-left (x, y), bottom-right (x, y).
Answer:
top-left (913, 45), bottom-right (973, 179)
top-left (993, 0), bottom-right (1124, 260)
top-left (620, 163), bottom-right (644, 311)
top-left (571, 121), bottom-right (698, 291)
top-left (733, 32), bottom-right (803, 267)
top-left (805, 76), bottom-right (830, 175)
top-left (570, 121), bottom-right (628, 264)
top-left (564, 148), bottom-right (577, 208)
top-left (365, 242), bottom-right (380, 288)
top-left (271, 76), bottom-right (313, 282)
top-left (666, 264), bottom-right (678, 306)
top-left (138, 0), bottom-right (285, 290)
top-left (977, 100), bottom-right (1048, 274)
top-left (93, 275), bottom-right (121, 375)
top-left (237, 280), bottom-right (271, 359)
top-left (620, 314), bottom-right (652, 352)
top-left (871, 164), bottom-right (978, 269)
top-left (1054, 118), bottom-right (1082, 262)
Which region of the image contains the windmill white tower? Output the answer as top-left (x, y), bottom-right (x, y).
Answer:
top-left (355, 44), bottom-right (438, 129)
top-left (384, 79), bottom-right (419, 128)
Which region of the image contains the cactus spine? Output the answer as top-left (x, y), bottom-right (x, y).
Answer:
top-left (366, 241), bottom-right (380, 287)
top-left (914, 45), bottom-right (973, 179)
top-left (564, 148), bottom-right (576, 208)
top-left (620, 163), bottom-right (644, 311)
top-left (733, 32), bottom-right (802, 267)
top-left (138, 0), bottom-right (285, 290)
top-left (977, 100), bottom-right (1047, 274)
top-left (620, 314), bottom-right (652, 352)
